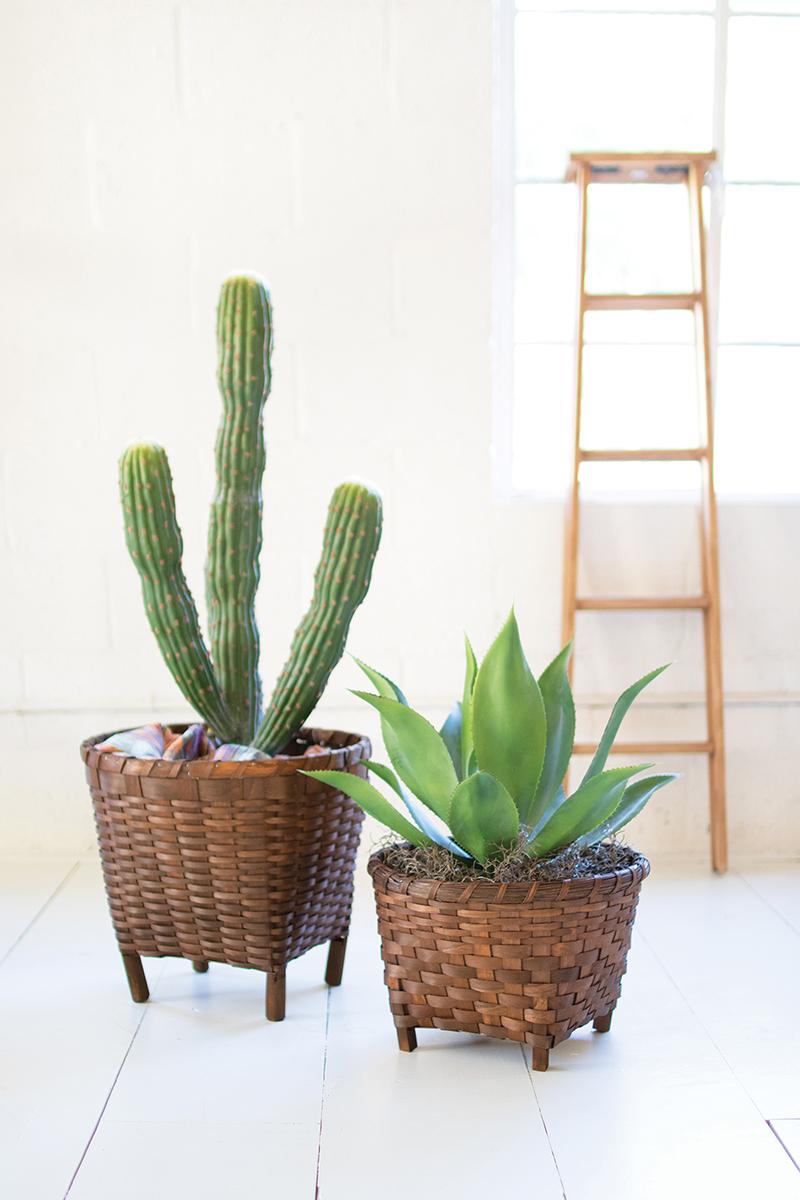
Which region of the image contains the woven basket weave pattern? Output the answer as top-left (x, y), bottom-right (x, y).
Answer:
top-left (369, 852), bottom-right (649, 1057)
top-left (82, 728), bottom-right (368, 973)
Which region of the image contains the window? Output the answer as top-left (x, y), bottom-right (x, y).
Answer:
top-left (498, 0), bottom-right (800, 498)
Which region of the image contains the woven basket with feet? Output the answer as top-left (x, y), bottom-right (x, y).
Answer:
top-left (81, 727), bottom-right (369, 1020)
top-left (368, 849), bottom-right (649, 1070)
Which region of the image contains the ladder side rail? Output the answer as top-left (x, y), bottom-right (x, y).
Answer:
top-left (562, 162), bottom-right (590, 663)
top-left (688, 160), bottom-right (728, 872)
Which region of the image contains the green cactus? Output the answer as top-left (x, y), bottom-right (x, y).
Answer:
top-left (120, 275), bottom-right (382, 750)
top-left (252, 481), bottom-right (383, 754)
top-left (206, 277), bottom-right (272, 742)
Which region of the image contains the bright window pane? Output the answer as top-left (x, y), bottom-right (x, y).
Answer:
top-left (579, 460), bottom-right (701, 495)
top-left (716, 347), bottom-right (800, 494)
top-left (581, 345), bottom-right (700, 449)
top-left (725, 18), bottom-right (800, 181)
top-left (515, 184), bottom-right (577, 343)
top-left (515, 15), bottom-right (715, 180)
top-left (585, 184), bottom-right (694, 293)
top-left (719, 186), bottom-right (800, 343)
top-left (583, 310), bottom-right (695, 344)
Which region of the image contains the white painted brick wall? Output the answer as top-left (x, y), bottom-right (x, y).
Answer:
top-left (0, 0), bottom-right (797, 858)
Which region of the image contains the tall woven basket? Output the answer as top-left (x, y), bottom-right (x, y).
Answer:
top-left (368, 850), bottom-right (649, 1070)
top-left (81, 726), bottom-right (369, 1020)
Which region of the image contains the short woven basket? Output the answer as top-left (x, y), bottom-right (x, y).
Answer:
top-left (368, 849), bottom-right (649, 1070)
top-left (81, 726), bottom-right (369, 1020)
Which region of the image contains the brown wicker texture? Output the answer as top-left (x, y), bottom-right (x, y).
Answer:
top-left (368, 850), bottom-right (649, 1070)
top-left (81, 726), bottom-right (369, 1020)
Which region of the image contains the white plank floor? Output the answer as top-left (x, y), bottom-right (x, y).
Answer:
top-left (1, 855), bottom-right (800, 1199)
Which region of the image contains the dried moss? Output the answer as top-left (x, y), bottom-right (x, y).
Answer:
top-left (375, 835), bottom-right (644, 883)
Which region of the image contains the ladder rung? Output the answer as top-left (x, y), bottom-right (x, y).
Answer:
top-left (583, 292), bottom-right (699, 311)
top-left (567, 152), bottom-right (715, 185)
top-left (575, 595), bottom-right (709, 611)
top-left (578, 447), bottom-right (707, 462)
top-left (573, 741), bottom-right (713, 756)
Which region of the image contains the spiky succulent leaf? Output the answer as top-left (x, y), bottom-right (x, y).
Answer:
top-left (439, 702), bottom-right (463, 778)
top-left (529, 642), bottom-right (575, 830)
top-left (365, 760), bottom-right (469, 857)
top-left (352, 658), bottom-right (408, 705)
top-left (364, 759), bottom-right (405, 796)
top-left (576, 773), bottom-right (679, 848)
top-left (582, 665), bottom-right (669, 784)
top-left (529, 785), bottom-right (566, 840)
top-left (353, 657), bottom-right (409, 780)
top-left (529, 765), bottom-right (649, 857)
top-left (301, 768), bottom-right (431, 848)
top-left (448, 772), bottom-right (520, 863)
top-left (352, 692), bottom-right (458, 822)
top-left (460, 636), bottom-right (478, 778)
top-left (472, 611), bottom-right (546, 824)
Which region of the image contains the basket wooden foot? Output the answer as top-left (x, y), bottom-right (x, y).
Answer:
top-left (324, 936), bottom-right (348, 987)
top-left (121, 952), bottom-right (149, 1003)
top-left (593, 1008), bottom-right (614, 1033)
top-left (396, 1026), bottom-right (417, 1052)
top-left (192, 959), bottom-right (209, 973)
top-left (531, 1047), bottom-right (549, 1072)
top-left (266, 969), bottom-right (286, 1021)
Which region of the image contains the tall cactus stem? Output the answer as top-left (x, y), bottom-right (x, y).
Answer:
top-left (206, 276), bottom-right (272, 743)
top-left (253, 482), bottom-right (383, 754)
top-left (120, 445), bottom-right (237, 742)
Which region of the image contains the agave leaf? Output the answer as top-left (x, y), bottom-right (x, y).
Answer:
top-left (583, 665), bottom-right (669, 784)
top-left (351, 691), bottom-right (458, 822)
top-left (460, 636), bottom-right (478, 779)
top-left (472, 610), bottom-right (546, 824)
top-left (439, 702), bottom-right (463, 779)
top-left (529, 765), bottom-right (649, 857)
top-left (448, 772), bottom-right (520, 864)
top-left (301, 769), bottom-right (431, 848)
top-left (352, 657), bottom-right (408, 704)
top-left (364, 759), bottom-right (405, 798)
top-left (352, 657), bottom-right (410, 780)
top-left (576, 774), bottom-right (679, 848)
top-left (529, 643), bottom-right (575, 830)
top-left (365, 759), bottom-right (470, 858)
top-left (528, 785), bottom-right (566, 840)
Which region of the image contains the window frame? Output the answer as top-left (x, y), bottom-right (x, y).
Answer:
top-left (493, 0), bottom-right (800, 503)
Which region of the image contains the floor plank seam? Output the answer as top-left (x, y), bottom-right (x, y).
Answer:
top-left (61, 985), bottom-right (154, 1197)
top-left (314, 985), bottom-right (333, 1200)
top-left (735, 870), bottom-right (800, 939)
top-left (518, 1044), bottom-right (569, 1199)
top-left (768, 1121), bottom-right (800, 1175)
top-left (636, 927), bottom-right (775, 1123)
top-left (0, 859), bottom-right (81, 971)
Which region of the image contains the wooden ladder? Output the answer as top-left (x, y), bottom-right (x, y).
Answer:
top-left (562, 150), bottom-right (728, 872)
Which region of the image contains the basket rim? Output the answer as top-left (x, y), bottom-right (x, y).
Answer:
top-left (80, 724), bottom-right (370, 778)
top-left (367, 845), bottom-right (650, 905)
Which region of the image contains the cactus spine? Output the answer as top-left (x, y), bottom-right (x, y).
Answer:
top-left (206, 277), bottom-right (272, 742)
top-left (119, 275), bottom-right (382, 750)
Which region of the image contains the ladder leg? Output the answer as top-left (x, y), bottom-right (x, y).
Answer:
top-left (689, 161), bottom-right (728, 873)
top-left (562, 161), bottom-right (590, 668)
top-left (561, 164), bottom-right (590, 795)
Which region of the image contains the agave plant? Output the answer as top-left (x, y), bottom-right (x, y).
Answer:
top-left (303, 611), bottom-right (677, 864)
